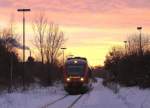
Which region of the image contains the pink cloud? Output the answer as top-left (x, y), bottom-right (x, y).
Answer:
top-left (1, 0), bottom-right (150, 28)
top-left (1, 0), bottom-right (150, 13)
top-left (1, 0), bottom-right (150, 66)
top-left (124, 0), bottom-right (150, 8)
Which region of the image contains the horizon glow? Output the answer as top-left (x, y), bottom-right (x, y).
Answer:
top-left (0, 0), bottom-right (150, 66)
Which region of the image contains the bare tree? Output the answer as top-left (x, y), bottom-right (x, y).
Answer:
top-left (33, 13), bottom-right (47, 63)
top-left (0, 24), bottom-right (19, 92)
top-left (0, 16), bottom-right (18, 52)
top-left (127, 34), bottom-right (150, 55)
top-left (44, 23), bottom-right (65, 64)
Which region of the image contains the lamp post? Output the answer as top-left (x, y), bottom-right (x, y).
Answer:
top-left (17, 8), bottom-right (31, 90)
top-left (137, 26), bottom-right (142, 55)
top-left (29, 49), bottom-right (31, 57)
top-left (61, 47), bottom-right (67, 65)
top-left (9, 52), bottom-right (13, 93)
top-left (128, 40), bottom-right (131, 53)
top-left (124, 41), bottom-right (127, 54)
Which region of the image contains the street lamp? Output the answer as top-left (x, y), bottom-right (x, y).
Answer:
top-left (61, 47), bottom-right (67, 65)
top-left (9, 52), bottom-right (13, 92)
top-left (29, 49), bottom-right (31, 57)
top-left (17, 8), bottom-right (31, 90)
top-left (124, 41), bottom-right (127, 54)
top-left (128, 40), bottom-right (131, 53)
top-left (137, 26), bottom-right (142, 55)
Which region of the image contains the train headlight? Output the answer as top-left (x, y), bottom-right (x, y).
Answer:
top-left (74, 60), bottom-right (78, 64)
top-left (80, 77), bottom-right (84, 81)
top-left (66, 78), bottom-right (70, 82)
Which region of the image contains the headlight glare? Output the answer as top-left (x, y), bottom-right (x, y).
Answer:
top-left (66, 78), bottom-right (70, 81)
top-left (80, 77), bottom-right (84, 81)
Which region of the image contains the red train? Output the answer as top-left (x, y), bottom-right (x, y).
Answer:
top-left (63, 57), bottom-right (92, 94)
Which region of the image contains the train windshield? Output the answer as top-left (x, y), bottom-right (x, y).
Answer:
top-left (67, 65), bottom-right (84, 76)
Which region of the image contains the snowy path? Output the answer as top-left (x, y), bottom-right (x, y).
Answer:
top-left (72, 79), bottom-right (127, 108)
top-left (72, 79), bottom-right (150, 108)
top-left (1, 79), bottom-right (150, 108)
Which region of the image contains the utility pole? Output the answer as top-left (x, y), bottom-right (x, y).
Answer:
top-left (17, 8), bottom-right (31, 90)
top-left (137, 26), bottom-right (143, 56)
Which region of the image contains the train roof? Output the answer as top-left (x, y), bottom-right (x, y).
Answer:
top-left (67, 57), bottom-right (87, 61)
top-left (66, 57), bottom-right (87, 65)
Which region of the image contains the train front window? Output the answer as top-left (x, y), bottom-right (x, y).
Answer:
top-left (67, 65), bottom-right (84, 76)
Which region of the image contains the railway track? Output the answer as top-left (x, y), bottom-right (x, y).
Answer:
top-left (41, 94), bottom-right (69, 108)
top-left (67, 95), bottom-right (83, 108)
top-left (40, 94), bottom-right (83, 108)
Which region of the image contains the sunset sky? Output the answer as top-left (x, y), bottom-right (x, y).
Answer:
top-left (0, 0), bottom-right (150, 66)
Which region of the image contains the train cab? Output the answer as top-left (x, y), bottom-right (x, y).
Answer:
top-left (63, 57), bottom-right (91, 94)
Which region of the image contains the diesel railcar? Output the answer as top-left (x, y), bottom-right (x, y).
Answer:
top-left (63, 57), bottom-right (92, 94)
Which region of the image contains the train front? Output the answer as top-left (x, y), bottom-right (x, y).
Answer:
top-left (64, 58), bottom-right (89, 93)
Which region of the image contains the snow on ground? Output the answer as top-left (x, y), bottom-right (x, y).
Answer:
top-left (74, 79), bottom-right (127, 108)
top-left (74, 79), bottom-right (150, 108)
top-left (0, 83), bottom-right (67, 108)
top-left (1, 79), bottom-right (150, 108)
top-left (117, 86), bottom-right (150, 108)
